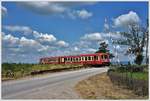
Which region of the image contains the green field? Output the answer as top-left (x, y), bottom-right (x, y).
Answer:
top-left (120, 72), bottom-right (148, 80)
top-left (109, 64), bottom-right (148, 80)
top-left (2, 63), bottom-right (83, 80)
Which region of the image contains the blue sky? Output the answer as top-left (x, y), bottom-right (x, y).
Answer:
top-left (2, 2), bottom-right (148, 63)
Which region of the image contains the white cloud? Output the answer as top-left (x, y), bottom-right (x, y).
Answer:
top-left (37, 45), bottom-right (49, 52)
top-left (90, 32), bottom-right (119, 40)
top-left (104, 32), bottom-right (122, 40)
top-left (3, 25), bottom-right (32, 35)
top-left (19, 2), bottom-right (67, 15)
top-left (37, 33), bottom-right (57, 43)
top-left (2, 34), bottom-right (19, 47)
top-left (81, 32), bottom-right (103, 41)
top-left (2, 6), bottom-right (7, 16)
top-left (74, 46), bottom-right (79, 51)
top-left (32, 30), bottom-right (69, 47)
top-left (68, 9), bottom-right (93, 19)
top-left (20, 37), bottom-right (39, 47)
top-left (86, 48), bottom-right (97, 52)
top-left (2, 25), bottom-right (71, 63)
top-left (2, 33), bottom-right (47, 52)
top-left (76, 9), bottom-right (93, 19)
top-left (19, 37), bottom-right (50, 54)
top-left (113, 11), bottom-right (140, 27)
top-left (3, 26), bottom-right (69, 47)
top-left (56, 40), bottom-right (69, 47)
top-left (19, 2), bottom-right (94, 20)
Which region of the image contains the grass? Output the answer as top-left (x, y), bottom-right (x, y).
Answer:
top-left (2, 63), bottom-right (83, 80)
top-left (75, 73), bottom-right (146, 99)
top-left (125, 72), bottom-right (148, 80)
top-left (108, 64), bottom-right (148, 80)
top-left (113, 71), bottom-right (148, 80)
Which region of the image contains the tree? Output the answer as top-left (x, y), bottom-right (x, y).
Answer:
top-left (96, 42), bottom-right (108, 53)
top-left (96, 41), bottom-right (114, 59)
top-left (113, 23), bottom-right (148, 65)
top-left (134, 53), bottom-right (143, 65)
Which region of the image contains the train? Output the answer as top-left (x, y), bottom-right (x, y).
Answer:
top-left (40, 53), bottom-right (110, 66)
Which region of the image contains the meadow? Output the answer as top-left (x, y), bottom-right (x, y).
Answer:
top-left (2, 63), bottom-right (83, 80)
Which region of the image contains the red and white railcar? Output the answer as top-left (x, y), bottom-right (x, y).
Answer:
top-left (40, 53), bottom-right (110, 66)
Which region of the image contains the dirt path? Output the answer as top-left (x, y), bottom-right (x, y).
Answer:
top-left (75, 73), bottom-right (147, 99)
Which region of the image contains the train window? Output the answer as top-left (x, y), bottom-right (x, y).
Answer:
top-left (69, 58), bottom-right (70, 61)
top-left (102, 55), bottom-right (105, 59)
top-left (79, 57), bottom-right (81, 61)
top-left (72, 58), bottom-right (74, 62)
top-left (88, 56), bottom-right (91, 61)
top-left (91, 56), bottom-right (94, 60)
top-left (104, 55), bottom-right (107, 59)
top-left (82, 57), bottom-right (84, 61)
top-left (75, 58), bottom-right (76, 62)
top-left (76, 58), bottom-right (78, 61)
top-left (73, 58), bottom-right (75, 62)
top-left (85, 57), bottom-right (87, 61)
top-left (102, 55), bottom-right (107, 60)
top-left (102, 55), bottom-right (104, 59)
top-left (94, 56), bottom-right (96, 60)
top-left (96, 56), bottom-right (99, 60)
top-left (84, 57), bottom-right (86, 61)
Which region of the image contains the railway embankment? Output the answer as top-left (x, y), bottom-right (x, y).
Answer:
top-left (2, 63), bottom-right (86, 81)
top-left (75, 65), bottom-right (148, 99)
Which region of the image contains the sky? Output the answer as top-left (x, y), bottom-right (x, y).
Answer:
top-left (1, 1), bottom-right (148, 63)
